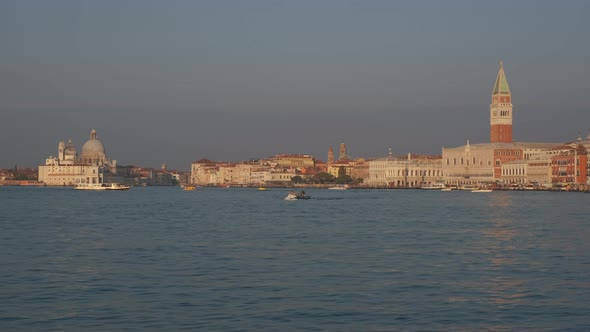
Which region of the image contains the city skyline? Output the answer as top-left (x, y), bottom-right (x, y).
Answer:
top-left (2, 1), bottom-right (590, 170)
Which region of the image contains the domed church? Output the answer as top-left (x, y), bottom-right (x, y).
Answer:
top-left (38, 129), bottom-right (117, 186)
top-left (80, 129), bottom-right (108, 166)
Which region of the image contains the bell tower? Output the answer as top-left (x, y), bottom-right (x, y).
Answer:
top-left (339, 143), bottom-right (347, 161)
top-left (490, 61), bottom-right (513, 143)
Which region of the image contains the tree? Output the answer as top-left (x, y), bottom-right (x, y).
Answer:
top-left (291, 175), bottom-right (304, 184)
top-left (336, 166), bottom-right (353, 184)
top-left (313, 172), bottom-right (335, 184)
top-left (337, 166), bottom-right (346, 178)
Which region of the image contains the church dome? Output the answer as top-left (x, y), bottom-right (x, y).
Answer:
top-left (80, 129), bottom-right (106, 164)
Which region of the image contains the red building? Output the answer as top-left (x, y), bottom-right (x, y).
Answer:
top-left (551, 144), bottom-right (587, 185)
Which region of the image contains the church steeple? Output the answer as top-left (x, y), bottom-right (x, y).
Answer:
top-left (327, 145), bottom-right (334, 164)
top-left (492, 61), bottom-right (511, 95)
top-left (339, 143), bottom-right (347, 161)
top-left (490, 61), bottom-right (513, 143)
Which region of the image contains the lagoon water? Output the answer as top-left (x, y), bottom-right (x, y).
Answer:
top-left (1, 186), bottom-right (589, 331)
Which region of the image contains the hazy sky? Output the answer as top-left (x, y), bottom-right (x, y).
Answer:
top-left (1, 0), bottom-right (589, 170)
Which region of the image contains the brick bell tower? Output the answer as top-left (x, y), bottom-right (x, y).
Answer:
top-left (490, 61), bottom-right (513, 143)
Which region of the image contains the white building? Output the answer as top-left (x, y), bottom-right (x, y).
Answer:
top-left (38, 129), bottom-right (117, 186)
top-left (367, 153), bottom-right (443, 188)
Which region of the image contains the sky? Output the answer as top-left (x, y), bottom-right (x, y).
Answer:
top-left (1, 0), bottom-right (589, 170)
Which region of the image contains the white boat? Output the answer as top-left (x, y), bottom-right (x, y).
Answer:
top-left (471, 189), bottom-right (493, 193)
top-left (460, 184), bottom-right (478, 191)
top-left (421, 183), bottom-right (446, 190)
top-left (440, 187), bottom-right (453, 192)
top-left (328, 185), bottom-right (348, 190)
top-left (75, 183), bottom-right (130, 190)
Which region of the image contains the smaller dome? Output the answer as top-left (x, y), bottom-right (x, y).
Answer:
top-left (64, 139), bottom-right (77, 161)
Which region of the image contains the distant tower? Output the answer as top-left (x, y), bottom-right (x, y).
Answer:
top-left (490, 61), bottom-right (513, 143)
top-left (58, 141), bottom-right (65, 161)
top-left (327, 145), bottom-right (334, 164)
top-left (162, 163), bottom-right (167, 171)
top-left (339, 143), bottom-right (347, 161)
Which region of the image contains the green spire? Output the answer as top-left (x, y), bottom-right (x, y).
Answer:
top-left (492, 61), bottom-right (511, 95)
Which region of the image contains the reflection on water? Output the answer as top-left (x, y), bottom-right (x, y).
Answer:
top-left (481, 192), bottom-right (526, 306)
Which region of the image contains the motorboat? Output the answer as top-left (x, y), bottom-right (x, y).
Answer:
top-left (104, 183), bottom-right (131, 190)
top-left (75, 183), bottom-right (105, 190)
top-left (183, 185), bottom-right (196, 191)
top-left (258, 187), bottom-right (267, 191)
top-left (421, 183), bottom-right (446, 190)
top-left (471, 188), bottom-right (493, 193)
top-left (285, 191), bottom-right (311, 200)
top-left (441, 184), bottom-right (458, 191)
top-left (460, 184), bottom-right (478, 191)
top-left (328, 185), bottom-right (348, 190)
top-left (75, 183), bottom-right (130, 190)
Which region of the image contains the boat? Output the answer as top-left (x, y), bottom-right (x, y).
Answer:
top-left (104, 183), bottom-right (131, 190)
top-left (285, 191), bottom-right (311, 200)
top-left (471, 188), bottom-right (493, 193)
top-left (440, 187), bottom-right (453, 192)
top-left (75, 183), bottom-right (130, 190)
top-left (460, 184), bottom-right (478, 191)
top-left (328, 185), bottom-right (348, 190)
top-left (258, 187), bottom-right (267, 191)
top-left (421, 183), bottom-right (446, 190)
top-left (183, 185), bottom-right (196, 191)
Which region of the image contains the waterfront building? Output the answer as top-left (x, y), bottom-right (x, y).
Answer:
top-left (218, 164), bottom-right (237, 185)
top-left (443, 141), bottom-right (523, 185)
top-left (38, 129), bottom-right (117, 186)
top-left (367, 153), bottom-right (442, 188)
top-left (265, 170), bottom-right (298, 186)
top-left (351, 158), bottom-right (371, 183)
top-left (501, 159), bottom-right (528, 185)
top-left (190, 157), bottom-right (300, 186)
top-left (327, 159), bottom-right (354, 178)
top-left (190, 158), bottom-right (219, 185)
top-left (270, 154), bottom-right (316, 168)
top-left (550, 143), bottom-right (587, 185)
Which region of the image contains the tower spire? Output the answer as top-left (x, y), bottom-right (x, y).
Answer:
top-left (492, 61), bottom-right (511, 96)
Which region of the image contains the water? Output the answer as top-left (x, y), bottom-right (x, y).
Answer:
top-left (1, 187), bottom-right (589, 331)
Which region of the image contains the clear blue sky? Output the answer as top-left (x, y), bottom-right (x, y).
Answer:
top-left (1, 0), bottom-right (589, 170)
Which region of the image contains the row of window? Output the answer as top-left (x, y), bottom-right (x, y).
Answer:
top-left (502, 168), bottom-right (525, 176)
top-left (495, 150), bottom-right (521, 156)
top-left (386, 169), bottom-right (442, 177)
top-left (446, 157), bottom-right (492, 166)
